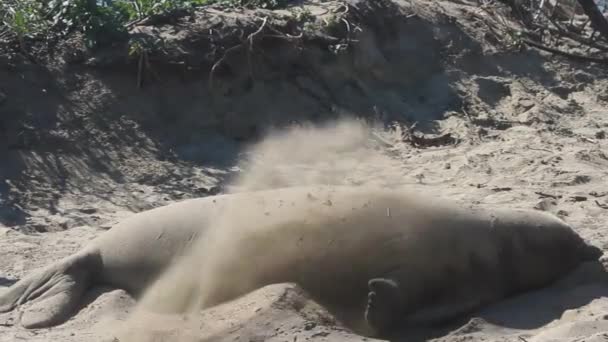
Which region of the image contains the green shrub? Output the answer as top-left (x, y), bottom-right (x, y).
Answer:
top-left (1, 0), bottom-right (47, 38)
top-left (0, 0), bottom-right (293, 50)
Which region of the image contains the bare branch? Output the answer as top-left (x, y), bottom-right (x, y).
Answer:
top-left (523, 37), bottom-right (608, 64)
top-left (577, 0), bottom-right (608, 41)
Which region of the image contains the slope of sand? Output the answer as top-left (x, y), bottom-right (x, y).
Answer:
top-left (2, 114), bottom-right (608, 342)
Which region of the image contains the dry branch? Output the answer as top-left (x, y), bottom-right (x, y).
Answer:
top-left (206, 19), bottom-right (270, 88)
top-left (523, 37), bottom-right (608, 64)
top-left (532, 15), bottom-right (608, 51)
top-left (208, 43), bottom-right (245, 89)
top-left (576, 0), bottom-right (608, 41)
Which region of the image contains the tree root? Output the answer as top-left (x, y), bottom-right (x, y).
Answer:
top-left (523, 37), bottom-right (608, 64)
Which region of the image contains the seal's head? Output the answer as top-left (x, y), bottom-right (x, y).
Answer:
top-left (576, 239), bottom-right (603, 261)
top-left (542, 215), bottom-right (603, 264)
top-left (490, 209), bottom-right (603, 291)
top-left (537, 214), bottom-right (602, 266)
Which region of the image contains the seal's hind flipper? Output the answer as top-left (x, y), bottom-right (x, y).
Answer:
top-left (365, 278), bottom-right (403, 336)
top-left (0, 253), bottom-right (94, 328)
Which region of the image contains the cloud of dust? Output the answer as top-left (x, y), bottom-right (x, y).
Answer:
top-left (227, 118), bottom-right (407, 192)
top-left (112, 117), bottom-right (408, 341)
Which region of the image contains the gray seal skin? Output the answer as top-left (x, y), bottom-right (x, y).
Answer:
top-left (0, 197), bottom-right (214, 329)
top-left (0, 186), bottom-right (602, 336)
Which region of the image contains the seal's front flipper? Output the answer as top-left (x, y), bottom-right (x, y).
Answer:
top-left (365, 278), bottom-right (403, 337)
top-left (0, 253), bottom-right (94, 328)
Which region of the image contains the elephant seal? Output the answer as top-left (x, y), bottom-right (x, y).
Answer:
top-left (132, 185), bottom-right (602, 337)
top-left (0, 185), bottom-right (602, 337)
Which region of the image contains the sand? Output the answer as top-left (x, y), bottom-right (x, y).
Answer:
top-left (2, 115), bottom-right (608, 342)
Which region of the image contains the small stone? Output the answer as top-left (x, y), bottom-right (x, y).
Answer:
top-left (550, 85), bottom-right (572, 99)
top-left (58, 218), bottom-right (71, 230)
top-left (573, 71), bottom-right (593, 84)
top-left (534, 199), bottom-right (557, 211)
top-left (596, 131), bottom-right (606, 139)
top-left (79, 207), bottom-right (97, 214)
top-left (195, 186), bottom-right (220, 196)
top-left (569, 195), bottom-right (587, 202)
top-left (32, 224), bottom-right (48, 232)
top-left (304, 322), bottom-right (316, 330)
top-left (518, 99), bottom-right (535, 110)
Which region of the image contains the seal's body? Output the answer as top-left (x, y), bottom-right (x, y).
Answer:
top-left (154, 186), bottom-right (601, 336)
top-left (0, 186), bottom-right (601, 335)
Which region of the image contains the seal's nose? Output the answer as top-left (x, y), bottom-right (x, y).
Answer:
top-left (581, 242), bottom-right (603, 261)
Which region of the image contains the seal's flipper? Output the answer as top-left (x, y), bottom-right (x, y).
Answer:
top-left (365, 278), bottom-right (403, 336)
top-left (0, 253), bottom-right (94, 328)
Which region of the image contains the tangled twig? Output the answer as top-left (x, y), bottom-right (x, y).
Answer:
top-left (341, 18), bottom-right (351, 44)
top-left (266, 24), bottom-right (304, 40)
top-left (533, 18), bottom-right (608, 51)
top-left (247, 16), bottom-right (268, 50)
top-left (577, 0), bottom-right (608, 42)
top-left (0, 27), bottom-right (12, 40)
top-left (523, 37), bottom-right (608, 64)
top-left (536, 6), bottom-right (608, 50)
top-left (135, 49), bottom-right (160, 88)
top-left (137, 50), bottom-right (144, 88)
top-left (595, 200), bottom-right (608, 209)
top-left (332, 2), bottom-right (350, 16)
top-left (246, 17), bottom-right (268, 82)
top-left (208, 17), bottom-right (268, 89)
top-left (208, 43), bottom-right (245, 89)
top-left (474, 1), bottom-right (608, 61)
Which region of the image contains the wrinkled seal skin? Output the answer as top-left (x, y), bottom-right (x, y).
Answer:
top-left (0, 186), bottom-right (602, 336)
top-left (0, 198), bottom-right (214, 329)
